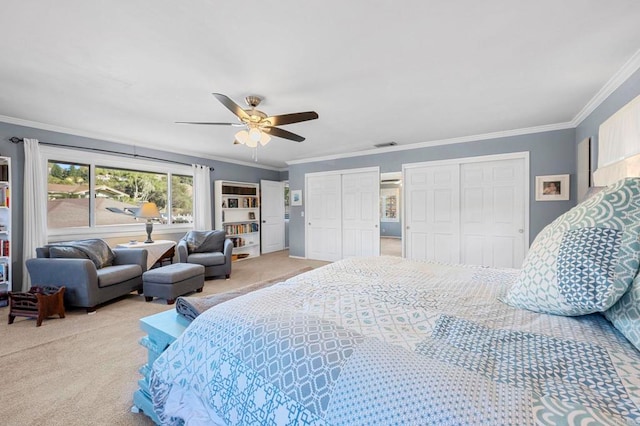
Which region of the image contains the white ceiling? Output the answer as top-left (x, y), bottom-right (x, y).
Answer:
top-left (1, 1), bottom-right (640, 169)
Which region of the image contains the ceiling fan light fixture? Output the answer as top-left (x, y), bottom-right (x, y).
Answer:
top-left (246, 138), bottom-right (258, 148)
top-left (235, 129), bottom-right (249, 144)
top-left (249, 127), bottom-right (262, 142)
top-left (259, 132), bottom-right (271, 146)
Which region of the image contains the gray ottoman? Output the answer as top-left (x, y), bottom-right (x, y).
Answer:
top-left (143, 263), bottom-right (205, 304)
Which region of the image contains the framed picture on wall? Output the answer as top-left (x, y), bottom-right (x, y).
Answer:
top-left (380, 188), bottom-right (399, 222)
top-left (536, 174), bottom-right (570, 201)
top-left (290, 190), bottom-right (302, 206)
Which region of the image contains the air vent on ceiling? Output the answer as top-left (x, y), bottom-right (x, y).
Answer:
top-left (374, 141), bottom-right (397, 148)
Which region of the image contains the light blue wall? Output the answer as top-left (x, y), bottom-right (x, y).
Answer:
top-left (287, 129), bottom-right (577, 257)
top-left (576, 67), bottom-right (640, 169)
top-left (0, 121), bottom-right (280, 287)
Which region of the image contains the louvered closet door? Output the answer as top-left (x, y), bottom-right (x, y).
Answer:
top-left (342, 171), bottom-right (380, 258)
top-left (404, 165), bottom-right (460, 262)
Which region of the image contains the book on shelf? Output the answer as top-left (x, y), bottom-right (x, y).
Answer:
top-left (0, 263), bottom-right (7, 282)
top-left (0, 164), bottom-right (8, 182)
top-left (1, 240), bottom-right (9, 257)
top-left (0, 187), bottom-right (8, 207)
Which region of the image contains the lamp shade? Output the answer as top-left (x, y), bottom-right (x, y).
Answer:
top-left (136, 202), bottom-right (160, 219)
top-left (235, 130), bottom-right (250, 145)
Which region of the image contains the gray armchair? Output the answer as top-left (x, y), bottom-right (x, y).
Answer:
top-left (177, 230), bottom-right (233, 279)
top-left (26, 242), bottom-right (148, 313)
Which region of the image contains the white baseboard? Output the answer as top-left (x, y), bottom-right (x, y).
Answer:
top-left (289, 255), bottom-right (306, 259)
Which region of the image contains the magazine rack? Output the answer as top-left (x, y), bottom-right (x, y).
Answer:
top-left (8, 286), bottom-right (65, 327)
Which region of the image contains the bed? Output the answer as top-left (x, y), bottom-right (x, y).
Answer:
top-left (149, 178), bottom-right (640, 425)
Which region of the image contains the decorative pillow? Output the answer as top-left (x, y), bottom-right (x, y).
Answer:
top-left (605, 273), bottom-right (640, 351)
top-left (49, 246), bottom-right (90, 260)
top-left (502, 178), bottom-right (640, 316)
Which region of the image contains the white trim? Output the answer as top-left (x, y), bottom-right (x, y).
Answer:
top-left (287, 122), bottom-right (571, 166)
top-left (401, 151), bottom-right (529, 170)
top-left (0, 114), bottom-right (282, 171)
top-left (572, 48), bottom-right (640, 126)
top-left (401, 151), bottom-right (530, 261)
top-left (304, 166), bottom-right (380, 178)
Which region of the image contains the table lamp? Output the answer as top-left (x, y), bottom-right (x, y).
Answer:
top-left (136, 202), bottom-right (161, 243)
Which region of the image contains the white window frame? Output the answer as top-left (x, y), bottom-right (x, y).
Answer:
top-left (41, 145), bottom-right (193, 240)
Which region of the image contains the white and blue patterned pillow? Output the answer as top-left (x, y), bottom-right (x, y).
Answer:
top-left (502, 178), bottom-right (640, 316)
top-left (605, 270), bottom-right (640, 351)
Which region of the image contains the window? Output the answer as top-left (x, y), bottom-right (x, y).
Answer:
top-left (47, 161), bottom-right (91, 228)
top-left (171, 174), bottom-right (193, 224)
top-left (44, 146), bottom-right (193, 236)
top-left (94, 167), bottom-right (168, 226)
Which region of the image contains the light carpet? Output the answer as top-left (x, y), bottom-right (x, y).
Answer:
top-left (0, 251), bottom-right (327, 426)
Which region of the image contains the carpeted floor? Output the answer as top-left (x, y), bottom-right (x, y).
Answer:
top-left (0, 250), bottom-right (327, 426)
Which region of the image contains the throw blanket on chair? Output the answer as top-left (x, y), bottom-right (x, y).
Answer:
top-left (182, 230), bottom-right (225, 253)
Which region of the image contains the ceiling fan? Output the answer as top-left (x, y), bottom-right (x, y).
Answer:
top-left (177, 93), bottom-right (319, 147)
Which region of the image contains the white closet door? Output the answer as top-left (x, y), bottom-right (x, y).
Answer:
top-left (260, 180), bottom-right (285, 254)
top-left (460, 159), bottom-right (525, 268)
top-left (342, 171), bottom-right (380, 258)
top-left (306, 174), bottom-right (342, 261)
top-left (404, 165), bottom-right (460, 262)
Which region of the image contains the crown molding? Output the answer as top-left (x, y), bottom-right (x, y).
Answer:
top-left (0, 114), bottom-right (282, 171)
top-left (286, 122), bottom-right (573, 166)
top-left (572, 48), bottom-right (640, 126)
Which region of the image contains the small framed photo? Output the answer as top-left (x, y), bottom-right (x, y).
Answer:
top-left (248, 212), bottom-right (256, 220)
top-left (290, 190), bottom-right (303, 206)
top-left (228, 198), bottom-right (239, 208)
top-left (536, 174), bottom-right (570, 201)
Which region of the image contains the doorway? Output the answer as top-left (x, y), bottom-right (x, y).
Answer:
top-left (380, 172), bottom-right (402, 257)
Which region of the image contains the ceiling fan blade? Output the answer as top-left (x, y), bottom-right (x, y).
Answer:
top-left (264, 126), bottom-right (306, 142)
top-left (265, 111), bottom-right (318, 126)
top-left (212, 93), bottom-right (250, 120)
top-left (175, 121), bottom-right (245, 127)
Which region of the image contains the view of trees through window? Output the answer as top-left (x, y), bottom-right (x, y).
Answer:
top-left (47, 161), bottom-right (193, 229)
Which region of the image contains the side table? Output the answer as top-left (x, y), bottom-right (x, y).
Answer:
top-left (131, 309), bottom-right (189, 423)
top-left (117, 240), bottom-right (176, 270)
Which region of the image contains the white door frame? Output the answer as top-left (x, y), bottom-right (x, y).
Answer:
top-left (402, 151), bottom-right (530, 258)
top-left (304, 166), bottom-right (380, 259)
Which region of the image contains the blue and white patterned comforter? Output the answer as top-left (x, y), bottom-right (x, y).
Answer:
top-left (150, 256), bottom-right (640, 425)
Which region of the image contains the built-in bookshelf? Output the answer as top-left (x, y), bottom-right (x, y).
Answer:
top-left (214, 180), bottom-right (261, 260)
top-left (0, 157), bottom-right (11, 306)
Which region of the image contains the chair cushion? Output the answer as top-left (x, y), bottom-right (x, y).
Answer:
top-left (143, 263), bottom-right (205, 284)
top-left (97, 264), bottom-right (142, 288)
top-left (187, 252), bottom-right (226, 267)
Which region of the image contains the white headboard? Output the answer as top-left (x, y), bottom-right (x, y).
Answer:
top-left (593, 93), bottom-right (640, 186)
